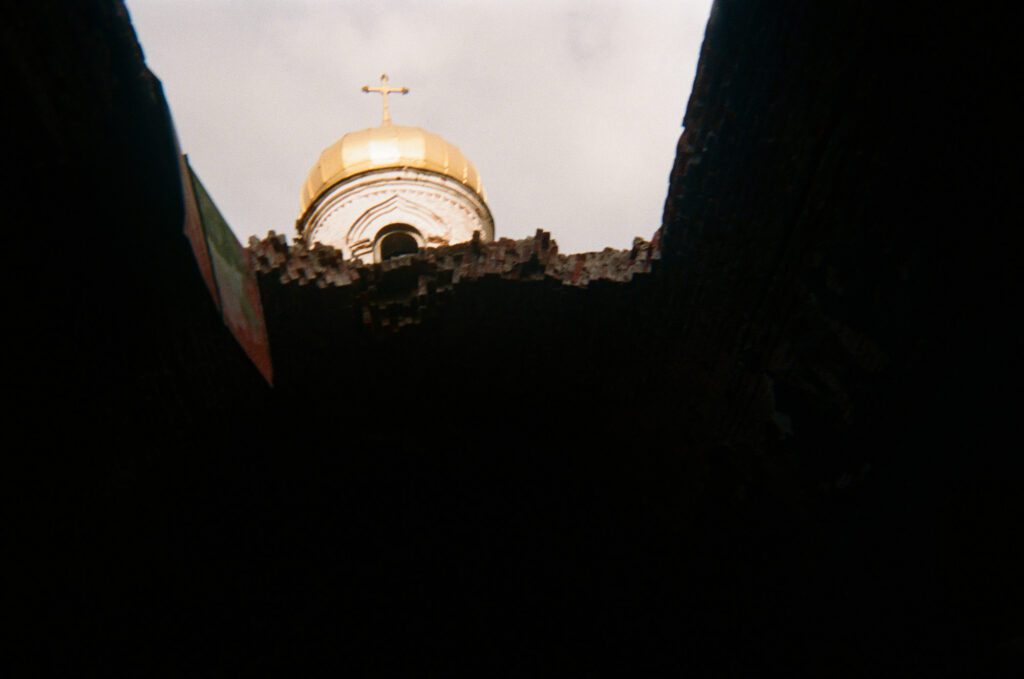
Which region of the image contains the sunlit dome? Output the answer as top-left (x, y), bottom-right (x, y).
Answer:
top-left (299, 123), bottom-right (485, 221)
top-left (296, 74), bottom-right (494, 263)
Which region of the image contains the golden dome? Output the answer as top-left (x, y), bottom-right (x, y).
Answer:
top-left (299, 123), bottom-right (485, 219)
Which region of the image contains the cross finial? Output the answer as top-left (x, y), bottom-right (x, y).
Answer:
top-left (361, 73), bottom-right (409, 126)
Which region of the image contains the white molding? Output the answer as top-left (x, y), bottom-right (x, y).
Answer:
top-left (299, 168), bottom-right (495, 262)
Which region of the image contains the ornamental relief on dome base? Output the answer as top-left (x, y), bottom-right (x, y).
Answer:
top-left (301, 168), bottom-right (493, 263)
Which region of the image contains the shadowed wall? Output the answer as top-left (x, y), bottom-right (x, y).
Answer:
top-left (4, 1), bottom-right (1018, 675)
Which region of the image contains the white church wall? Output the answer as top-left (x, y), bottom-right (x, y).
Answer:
top-left (302, 168), bottom-right (494, 263)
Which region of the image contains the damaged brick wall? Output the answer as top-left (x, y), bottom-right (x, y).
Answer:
top-left (248, 229), bottom-right (660, 331)
top-left (6, 1), bottom-right (1020, 675)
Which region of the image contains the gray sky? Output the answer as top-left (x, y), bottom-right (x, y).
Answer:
top-left (127, 0), bottom-right (712, 253)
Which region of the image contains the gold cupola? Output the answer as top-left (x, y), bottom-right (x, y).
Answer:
top-left (299, 124), bottom-right (484, 219)
top-left (298, 74), bottom-right (484, 220)
top-left (297, 74), bottom-right (494, 262)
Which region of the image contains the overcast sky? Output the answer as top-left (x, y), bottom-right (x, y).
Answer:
top-left (127, 0), bottom-right (712, 253)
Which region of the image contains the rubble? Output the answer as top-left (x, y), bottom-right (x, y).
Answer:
top-left (248, 228), bottom-right (661, 330)
top-left (249, 228), bottom-right (660, 287)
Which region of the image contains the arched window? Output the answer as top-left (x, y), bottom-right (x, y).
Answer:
top-left (376, 224), bottom-right (421, 260)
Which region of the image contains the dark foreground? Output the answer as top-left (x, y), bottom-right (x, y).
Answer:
top-left (5, 1), bottom-right (1020, 675)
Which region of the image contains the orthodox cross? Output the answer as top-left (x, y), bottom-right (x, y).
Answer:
top-left (362, 73), bottom-right (409, 125)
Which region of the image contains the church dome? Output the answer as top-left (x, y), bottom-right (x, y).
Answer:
top-left (299, 124), bottom-right (485, 219)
